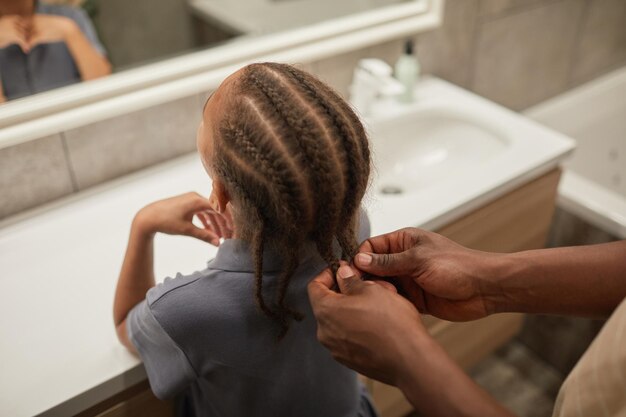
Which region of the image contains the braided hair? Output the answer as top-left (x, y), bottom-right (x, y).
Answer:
top-left (207, 63), bottom-right (371, 339)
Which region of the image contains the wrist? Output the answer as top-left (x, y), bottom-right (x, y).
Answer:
top-left (132, 210), bottom-right (157, 238)
top-left (394, 325), bottom-right (434, 389)
top-left (480, 253), bottom-right (525, 315)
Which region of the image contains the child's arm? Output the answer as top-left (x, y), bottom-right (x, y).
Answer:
top-left (113, 192), bottom-right (230, 352)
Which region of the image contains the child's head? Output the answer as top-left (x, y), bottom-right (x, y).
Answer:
top-left (197, 62), bottom-right (370, 336)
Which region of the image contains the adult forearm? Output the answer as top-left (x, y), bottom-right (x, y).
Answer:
top-left (64, 27), bottom-right (111, 80)
top-left (398, 331), bottom-right (515, 417)
top-left (113, 218), bottom-right (156, 328)
top-left (490, 241), bottom-right (626, 317)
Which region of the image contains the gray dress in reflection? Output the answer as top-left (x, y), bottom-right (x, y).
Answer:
top-left (0, 4), bottom-right (106, 101)
top-left (127, 214), bottom-right (379, 417)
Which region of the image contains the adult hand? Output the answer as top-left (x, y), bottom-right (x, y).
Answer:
top-left (307, 263), bottom-right (425, 386)
top-left (134, 192), bottom-right (233, 246)
top-left (0, 15), bottom-right (30, 51)
top-left (308, 262), bottom-right (517, 417)
top-left (354, 228), bottom-right (503, 322)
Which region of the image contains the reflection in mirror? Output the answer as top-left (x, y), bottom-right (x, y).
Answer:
top-left (92, 0), bottom-right (411, 70)
top-left (188, 0), bottom-right (412, 36)
top-left (0, 0), bottom-right (111, 103)
top-left (0, 0), bottom-right (412, 104)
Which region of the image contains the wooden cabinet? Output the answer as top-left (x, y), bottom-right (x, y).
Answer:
top-left (369, 169), bottom-right (561, 417)
top-left (78, 170), bottom-right (561, 417)
top-left (75, 381), bottom-right (174, 417)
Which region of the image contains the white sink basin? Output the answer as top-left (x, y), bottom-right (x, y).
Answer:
top-left (370, 107), bottom-right (510, 195)
top-left (361, 77), bottom-right (576, 234)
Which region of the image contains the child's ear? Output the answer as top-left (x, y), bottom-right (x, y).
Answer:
top-left (209, 179), bottom-right (230, 214)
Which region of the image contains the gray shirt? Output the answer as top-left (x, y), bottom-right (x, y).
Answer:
top-left (128, 218), bottom-right (377, 417)
top-left (0, 4), bottom-right (106, 100)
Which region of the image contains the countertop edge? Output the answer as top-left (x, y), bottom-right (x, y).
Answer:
top-left (34, 365), bottom-right (147, 417)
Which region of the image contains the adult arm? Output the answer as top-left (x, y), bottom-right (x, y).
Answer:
top-left (354, 228), bottom-right (626, 320)
top-left (113, 192), bottom-right (231, 352)
top-left (308, 265), bottom-right (515, 417)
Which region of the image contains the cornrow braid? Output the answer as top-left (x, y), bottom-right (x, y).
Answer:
top-left (209, 62), bottom-right (370, 338)
top-left (245, 70), bottom-right (346, 270)
top-left (270, 63), bottom-right (370, 259)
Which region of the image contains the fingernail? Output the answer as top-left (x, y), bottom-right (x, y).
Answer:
top-left (356, 253), bottom-right (372, 266)
top-left (337, 265), bottom-right (354, 279)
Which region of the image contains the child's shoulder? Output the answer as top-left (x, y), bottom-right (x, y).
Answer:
top-left (145, 261), bottom-right (244, 309)
top-left (146, 269), bottom-right (209, 306)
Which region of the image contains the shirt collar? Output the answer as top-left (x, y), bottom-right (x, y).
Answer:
top-left (209, 238), bottom-right (323, 273)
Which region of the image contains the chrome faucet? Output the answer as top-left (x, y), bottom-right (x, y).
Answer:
top-left (349, 58), bottom-right (405, 116)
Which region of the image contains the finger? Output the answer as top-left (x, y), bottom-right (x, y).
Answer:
top-left (13, 24), bottom-right (30, 51)
top-left (19, 20), bottom-right (34, 40)
top-left (186, 225), bottom-right (220, 246)
top-left (14, 20), bottom-right (28, 33)
top-left (196, 212), bottom-right (212, 231)
top-left (214, 212), bottom-right (232, 236)
top-left (19, 39), bottom-right (30, 53)
top-left (357, 227), bottom-right (422, 255)
top-left (353, 250), bottom-right (418, 278)
top-left (307, 269), bottom-right (339, 304)
top-left (357, 231), bottom-right (401, 255)
top-left (220, 210), bottom-right (234, 238)
top-left (188, 192), bottom-right (213, 212)
top-left (206, 211), bottom-right (224, 237)
top-left (210, 209), bottom-right (234, 238)
top-left (336, 265), bottom-right (367, 295)
top-left (371, 280), bottom-right (398, 293)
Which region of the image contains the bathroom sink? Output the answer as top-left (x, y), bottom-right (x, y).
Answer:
top-left (369, 107), bottom-right (510, 195)
top-left (360, 76), bottom-right (575, 234)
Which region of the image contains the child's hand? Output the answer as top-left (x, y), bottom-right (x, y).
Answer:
top-left (133, 192), bottom-right (232, 246)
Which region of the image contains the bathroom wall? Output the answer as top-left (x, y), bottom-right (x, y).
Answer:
top-left (92, 0), bottom-right (236, 70)
top-left (91, 0), bottom-right (195, 69)
top-left (1, 0), bottom-right (626, 220)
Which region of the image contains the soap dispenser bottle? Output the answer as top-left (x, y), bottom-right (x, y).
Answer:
top-left (394, 39), bottom-right (420, 103)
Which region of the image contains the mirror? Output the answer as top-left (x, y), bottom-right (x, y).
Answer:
top-left (0, 0), bottom-right (444, 141)
top-left (0, 0), bottom-right (412, 104)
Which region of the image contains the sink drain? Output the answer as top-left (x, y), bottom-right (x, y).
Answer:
top-left (380, 185), bottom-right (404, 195)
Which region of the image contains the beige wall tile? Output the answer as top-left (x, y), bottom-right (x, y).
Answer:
top-left (0, 135), bottom-right (74, 219)
top-left (417, 0), bottom-right (480, 88)
top-left (93, 0), bottom-right (197, 68)
top-left (64, 95), bottom-right (200, 190)
top-left (310, 48), bottom-right (367, 99)
top-left (471, 0), bottom-right (585, 110)
top-left (570, 0), bottom-right (626, 84)
top-left (367, 38), bottom-right (406, 67)
top-left (479, 0), bottom-right (555, 17)
top-left (197, 90), bottom-right (214, 111)
top-left (291, 62), bottom-right (316, 73)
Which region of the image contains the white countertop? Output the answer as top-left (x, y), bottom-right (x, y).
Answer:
top-left (0, 78), bottom-right (574, 417)
top-left (0, 156), bottom-right (219, 417)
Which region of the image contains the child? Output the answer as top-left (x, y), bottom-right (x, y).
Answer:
top-left (113, 62), bottom-right (377, 417)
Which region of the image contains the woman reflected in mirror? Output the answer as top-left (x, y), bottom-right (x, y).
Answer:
top-left (0, 0), bottom-right (111, 102)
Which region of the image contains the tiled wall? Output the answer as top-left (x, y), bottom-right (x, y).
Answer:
top-left (2, 0), bottom-right (625, 220)
top-left (0, 94), bottom-right (205, 219)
